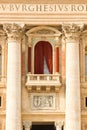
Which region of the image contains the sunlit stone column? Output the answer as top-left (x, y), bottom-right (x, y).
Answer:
top-left (23, 121), bottom-right (32, 130)
top-left (63, 24), bottom-right (83, 130)
top-left (4, 24), bottom-right (22, 130)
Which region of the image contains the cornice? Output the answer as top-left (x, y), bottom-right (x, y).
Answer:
top-left (0, 14), bottom-right (87, 25)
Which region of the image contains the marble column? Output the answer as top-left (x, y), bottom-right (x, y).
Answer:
top-left (63, 24), bottom-right (83, 130)
top-left (4, 24), bottom-right (22, 130)
top-left (23, 121), bottom-right (32, 130)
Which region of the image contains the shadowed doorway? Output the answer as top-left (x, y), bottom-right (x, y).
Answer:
top-left (31, 123), bottom-right (56, 130)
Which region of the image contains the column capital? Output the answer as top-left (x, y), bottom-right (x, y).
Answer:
top-left (62, 23), bottom-right (83, 43)
top-left (0, 29), bottom-right (6, 36)
top-left (55, 121), bottom-right (64, 128)
top-left (23, 121), bottom-right (32, 128)
top-left (3, 23), bottom-right (24, 42)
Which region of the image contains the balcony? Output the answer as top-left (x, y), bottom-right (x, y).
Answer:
top-left (26, 73), bottom-right (61, 88)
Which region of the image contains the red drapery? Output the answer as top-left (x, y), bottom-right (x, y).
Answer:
top-left (44, 42), bottom-right (52, 74)
top-left (34, 41), bottom-right (53, 74)
top-left (56, 47), bottom-right (59, 72)
top-left (34, 42), bottom-right (44, 74)
top-left (28, 47), bottom-right (31, 72)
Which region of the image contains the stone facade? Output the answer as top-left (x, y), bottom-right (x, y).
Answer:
top-left (0, 1), bottom-right (87, 130)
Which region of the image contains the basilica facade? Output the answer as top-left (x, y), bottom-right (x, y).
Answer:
top-left (0, 1), bottom-right (87, 130)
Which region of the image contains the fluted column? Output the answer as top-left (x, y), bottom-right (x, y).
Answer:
top-left (4, 24), bottom-right (22, 130)
top-left (63, 24), bottom-right (83, 130)
top-left (23, 121), bottom-right (32, 130)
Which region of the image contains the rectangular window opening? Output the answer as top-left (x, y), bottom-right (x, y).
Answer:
top-left (85, 97), bottom-right (87, 107)
top-left (0, 96), bottom-right (2, 107)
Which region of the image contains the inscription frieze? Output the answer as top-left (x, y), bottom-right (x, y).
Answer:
top-left (0, 4), bottom-right (87, 14)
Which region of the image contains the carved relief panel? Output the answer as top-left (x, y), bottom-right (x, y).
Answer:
top-left (29, 93), bottom-right (59, 112)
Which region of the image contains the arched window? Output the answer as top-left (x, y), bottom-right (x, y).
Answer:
top-left (85, 46), bottom-right (87, 75)
top-left (0, 46), bottom-right (2, 76)
top-left (27, 41), bottom-right (60, 74)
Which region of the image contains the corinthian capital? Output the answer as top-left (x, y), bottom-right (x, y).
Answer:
top-left (62, 23), bottom-right (83, 42)
top-left (3, 23), bottom-right (24, 41)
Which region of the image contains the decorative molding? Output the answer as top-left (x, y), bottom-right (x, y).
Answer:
top-left (0, 29), bottom-right (6, 36)
top-left (81, 30), bottom-right (87, 39)
top-left (30, 29), bottom-right (55, 34)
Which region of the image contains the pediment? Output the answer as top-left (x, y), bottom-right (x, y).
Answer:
top-left (26, 26), bottom-right (62, 36)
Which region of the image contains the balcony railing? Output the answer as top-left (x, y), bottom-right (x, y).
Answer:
top-left (26, 73), bottom-right (61, 87)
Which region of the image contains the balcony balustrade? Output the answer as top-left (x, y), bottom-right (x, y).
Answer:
top-left (26, 73), bottom-right (61, 87)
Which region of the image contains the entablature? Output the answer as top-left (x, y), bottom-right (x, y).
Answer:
top-left (0, 4), bottom-right (87, 24)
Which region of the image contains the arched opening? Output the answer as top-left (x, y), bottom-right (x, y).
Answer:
top-left (34, 41), bottom-right (53, 74)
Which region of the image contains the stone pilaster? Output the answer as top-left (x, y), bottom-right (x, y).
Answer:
top-left (3, 23), bottom-right (22, 130)
top-left (0, 30), bottom-right (7, 83)
top-left (62, 23), bottom-right (83, 130)
top-left (23, 121), bottom-right (32, 130)
top-left (61, 36), bottom-right (66, 84)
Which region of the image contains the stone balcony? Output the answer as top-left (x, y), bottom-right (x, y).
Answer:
top-left (26, 73), bottom-right (61, 92)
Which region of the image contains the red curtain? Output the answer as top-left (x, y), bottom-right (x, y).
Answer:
top-left (34, 41), bottom-right (52, 74)
top-left (44, 42), bottom-right (52, 74)
top-left (56, 47), bottom-right (59, 72)
top-left (34, 42), bottom-right (44, 74)
top-left (28, 47), bottom-right (31, 72)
